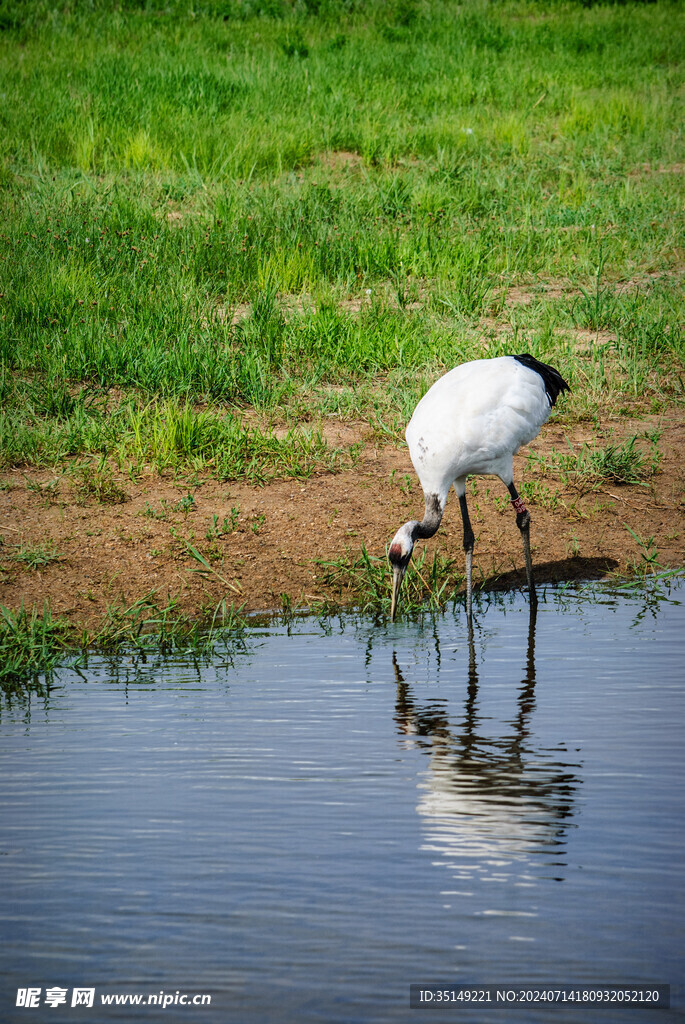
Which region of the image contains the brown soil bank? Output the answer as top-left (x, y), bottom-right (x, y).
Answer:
top-left (1, 412), bottom-right (684, 629)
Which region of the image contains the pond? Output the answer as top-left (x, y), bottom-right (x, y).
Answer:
top-left (1, 582), bottom-right (684, 1023)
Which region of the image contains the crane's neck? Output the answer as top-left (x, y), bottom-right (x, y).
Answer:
top-left (389, 493), bottom-right (444, 568)
top-left (413, 492), bottom-right (443, 540)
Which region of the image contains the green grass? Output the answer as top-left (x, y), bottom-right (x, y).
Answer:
top-left (83, 590), bottom-right (246, 653)
top-left (0, 0), bottom-right (682, 475)
top-left (528, 431), bottom-right (663, 489)
top-left (0, 392), bottom-right (358, 481)
top-left (0, 603), bottom-right (71, 692)
top-left (317, 543), bottom-right (465, 615)
top-left (10, 540), bottom-right (63, 569)
top-left (206, 509), bottom-right (241, 538)
top-left (0, 593), bottom-right (248, 693)
top-left (72, 459), bottom-right (129, 503)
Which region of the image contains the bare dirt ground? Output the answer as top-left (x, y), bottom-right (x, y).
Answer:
top-left (1, 411), bottom-right (684, 629)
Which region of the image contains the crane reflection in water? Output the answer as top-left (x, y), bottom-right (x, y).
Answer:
top-left (393, 608), bottom-right (581, 886)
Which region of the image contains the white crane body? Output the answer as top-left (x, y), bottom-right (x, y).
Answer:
top-left (406, 357), bottom-right (553, 506)
top-left (388, 354), bottom-right (570, 621)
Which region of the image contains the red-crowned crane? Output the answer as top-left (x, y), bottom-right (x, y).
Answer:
top-left (388, 354), bottom-right (570, 621)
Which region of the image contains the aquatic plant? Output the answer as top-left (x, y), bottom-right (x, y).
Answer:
top-left (0, 603), bottom-right (70, 693)
top-left (0, 594), bottom-right (248, 694)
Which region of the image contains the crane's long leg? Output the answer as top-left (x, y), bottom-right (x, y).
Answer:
top-left (457, 491), bottom-right (475, 621)
top-left (507, 483), bottom-right (537, 606)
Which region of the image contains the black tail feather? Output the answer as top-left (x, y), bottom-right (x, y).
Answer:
top-left (512, 353), bottom-right (570, 407)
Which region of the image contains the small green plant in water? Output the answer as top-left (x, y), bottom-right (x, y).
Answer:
top-left (85, 590), bottom-right (246, 654)
top-left (597, 526), bottom-right (685, 601)
top-left (0, 603), bottom-right (70, 692)
top-left (0, 591), bottom-right (251, 693)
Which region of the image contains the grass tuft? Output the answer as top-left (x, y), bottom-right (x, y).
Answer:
top-left (11, 540), bottom-right (64, 570)
top-left (317, 543), bottom-right (465, 616)
top-left (529, 433), bottom-right (662, 490)
top-left (72, 461), bottom-right (129, 504)
top-left (0, 592), bottom-right (249, 694)
top-left (0, 603), bottom-right (70, 693)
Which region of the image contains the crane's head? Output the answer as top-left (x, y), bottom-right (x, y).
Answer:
top-left (388, 522), bottom-right (416, 621)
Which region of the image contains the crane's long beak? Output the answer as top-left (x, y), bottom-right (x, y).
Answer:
top-left (390, 566), bottom-right (405, 622)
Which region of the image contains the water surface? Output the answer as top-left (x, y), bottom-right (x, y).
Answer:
top-left (1, 584), bottom-right (684, 1022)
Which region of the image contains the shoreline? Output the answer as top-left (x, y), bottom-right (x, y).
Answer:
top-left (2, 411), bottom-right (683, 642)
